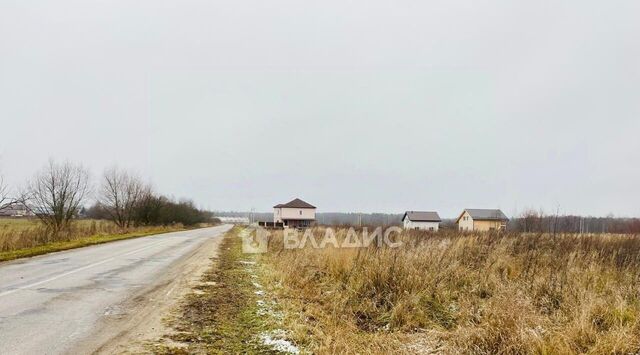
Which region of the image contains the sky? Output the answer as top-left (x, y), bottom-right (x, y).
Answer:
top-left (1, 0), bottom-right (639, 217)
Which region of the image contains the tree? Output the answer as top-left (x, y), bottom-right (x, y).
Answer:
top-left (84, 203), bottom-right (110, 220)
top-left (133, 189), bottom-right (164, 225)
top-left (99, 167), bottom-right (147, 229)
top-left (0, 173), bottom-right (12, 211)
top-left (519, 209), bottom-right (544, 233)
top-left (27, 160), bottom-right (91, 233)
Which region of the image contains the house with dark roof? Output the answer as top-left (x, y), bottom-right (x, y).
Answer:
top-left (402, 211), bottom-right (441, 231)
top-left (456, 209), bottom-right (508, 231)
top-left (0, 203), bottom-right (34, 217)
top-left (273, 198), bottom-right (316, 228)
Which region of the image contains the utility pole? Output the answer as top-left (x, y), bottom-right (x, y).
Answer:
top-left (579, 218), bottom-right (582, 234)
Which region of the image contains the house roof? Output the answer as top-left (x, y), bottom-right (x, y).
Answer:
top-left (274, 198), bottom-right (316, 209)
top-left (402, 211), bottom-right (441, 222)
top-left (456, 209), bottom-right (509, 223)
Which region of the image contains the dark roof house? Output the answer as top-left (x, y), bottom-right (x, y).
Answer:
top-left (273, 198), bottom-right (316, 228)
top-left (456, 209), bottom-right (509, 224)
top-left (402, 211), bottom-right (442, 222)
top-left (274, 198), bottom-right (316, 209)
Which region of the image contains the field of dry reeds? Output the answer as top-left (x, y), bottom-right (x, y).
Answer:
top-left (0, 219), bottom-right (119, 251)
top-left (261, 228), bottom-right (640, 354)
top-left (0, 218), bottom-right (186, 261)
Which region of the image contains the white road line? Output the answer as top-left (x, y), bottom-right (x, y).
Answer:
top-left (0, 240), bottom-right (171, 299)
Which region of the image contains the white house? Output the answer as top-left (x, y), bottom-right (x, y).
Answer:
top-left (402, 211), bottom-right (441, 231)
top-left (273, 198), bottom-right (316, 228)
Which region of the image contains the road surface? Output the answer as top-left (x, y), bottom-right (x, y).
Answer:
top-left (0, 224), bottom-right (232, 355)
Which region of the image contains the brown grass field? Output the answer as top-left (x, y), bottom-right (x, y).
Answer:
top-left (0, 218), bottom-right (185, 261)
top-left (0, 218), bottom-right (117, 250)
top-left (260, 228), bottom-right (640, 354)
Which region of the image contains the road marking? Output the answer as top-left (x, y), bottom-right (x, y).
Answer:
top-left (0, 240), bottom-right (172, 299)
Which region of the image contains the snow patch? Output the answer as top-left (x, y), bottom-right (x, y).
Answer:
top-left (260, 330), bottom-right (300, 354)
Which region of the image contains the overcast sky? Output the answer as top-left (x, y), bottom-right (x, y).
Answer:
top-left (1, 1), bottom-right (639, 217)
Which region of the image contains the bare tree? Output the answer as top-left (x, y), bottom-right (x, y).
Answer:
top-left (27, 160), bottom-right (91, 233)
top-left (0, 173), bottom-right (12, 211)
top-left (99, 167), bottom-right (147, 229)
top-left (518, 209), bottom-right (543, 233)
top-left (0, 171), bottom-right (31, 215)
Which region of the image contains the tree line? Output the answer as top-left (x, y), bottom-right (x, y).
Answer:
top-left (509, 209), bottom-right (640, 234)
top-left (0, 160), bottom-right (214, 234)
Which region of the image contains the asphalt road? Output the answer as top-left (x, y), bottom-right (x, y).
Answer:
top-left (0, 224), bottom-right (232, 355)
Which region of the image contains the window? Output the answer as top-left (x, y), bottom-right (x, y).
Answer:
top-left (429, 227), bottom-right (434, 231)
top-left (299, 210), bottom-right (302, 215)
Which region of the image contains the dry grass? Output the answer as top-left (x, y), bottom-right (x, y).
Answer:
top-left (0, 218), bottom-right (186, 261)
top-left (1, 218), bottom-right (118, 250)
top-left (154, 227), bottom-right (282, 354)
top-left (261, 228), bottom-right (640, 354)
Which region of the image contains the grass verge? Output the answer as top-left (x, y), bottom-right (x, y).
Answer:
top-left (153, 226), bottom-right (298, 354)
top-left (0, 226), bottom-right (185, 262)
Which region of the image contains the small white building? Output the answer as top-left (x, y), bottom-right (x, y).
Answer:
top-left (216, 216), bottom-right (250, 224)
top-left (402, 211), bottom-right (441, 231)
top-left (273, 198), bottom-right (316, 228)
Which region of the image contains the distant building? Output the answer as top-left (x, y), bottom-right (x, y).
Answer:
top-left (456, 209), bottom-right (508, 231)
top-left (0, 203), bottom-right (34, 217)
top-left (273, 198), bottom-right (316, 228)
top-left (217, 216), bottom-right (250, 224)
top-left (402, 211), bottom-right (441, 231)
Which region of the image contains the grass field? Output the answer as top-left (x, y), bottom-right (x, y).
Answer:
top-left (0, 218), bottom-right (51, 231)
top-left (154, 227), bottom-right (295, 354)
top-left (259, 228), bottom-right (640, 354)
top-left (0, 218), bottom-right (186, 262)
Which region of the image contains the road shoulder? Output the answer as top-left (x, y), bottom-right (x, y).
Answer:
top-left (149, 226), bottom-right (300, 354)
